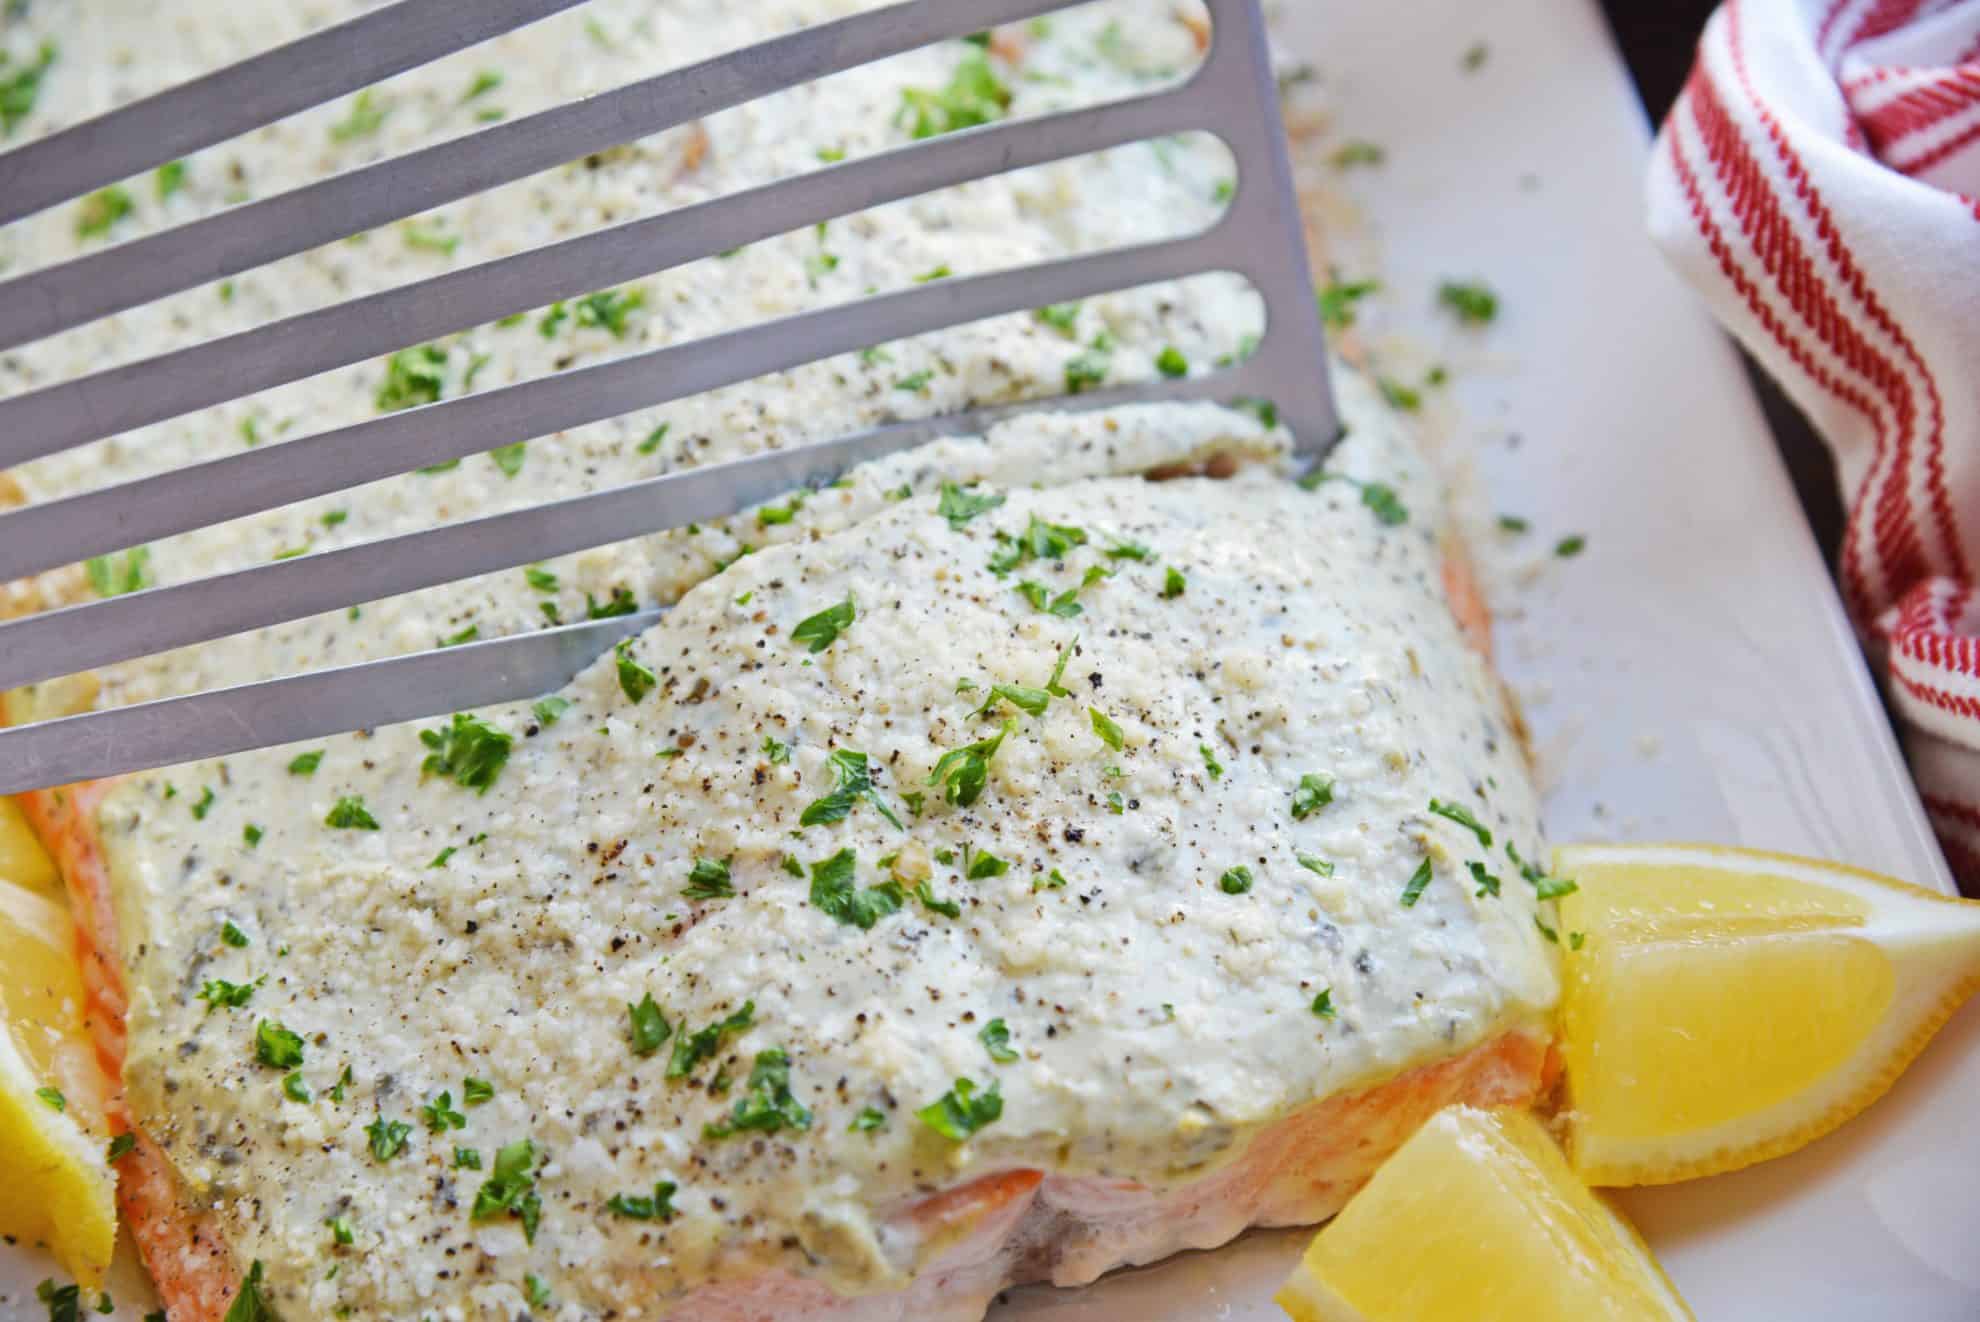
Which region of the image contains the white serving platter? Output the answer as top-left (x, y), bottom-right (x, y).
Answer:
top-left (7, 1), bottom-right (1976, 1318)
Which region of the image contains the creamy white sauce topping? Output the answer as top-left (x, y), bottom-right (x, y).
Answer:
top-left (3, 3), bottom-right (1559, 1316)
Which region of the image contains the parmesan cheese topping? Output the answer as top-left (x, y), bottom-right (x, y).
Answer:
top-left (1, 2), bottom-right (1560, 1317)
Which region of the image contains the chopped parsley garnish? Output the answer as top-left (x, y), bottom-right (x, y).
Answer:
top-left (329, 1213), bottom-right (355, 1246)
top-left (197, 978), bottom-right (258, 1012)
top-left (1219, 865), bottom-right (1254, 895)
top-left (488, 441), bottom-right (526, 476)
top-left (1438, 279), bottom-right (1499, 324)
top-left (762, 736), bottom-right (791, 764)
top-left (1088, 707), bottom-right (1124, 751)
top-left (915, 264), bottom-right (952, 283)
top-left (1, 42), bottom-right (57, 139)
top-left (1428, 798), bottom-right (1493, 847)
top-left (930, 719), bottom-right (1013, 807)
top-left (1155, 346), bottom-right (1189, 378)
top-left (791, 595), bottom-right (856, 653)
top-left (800, 748), bottom-right (904, 828)
top-left (288, 750), bottom-right (323, 775)
top-left (1200, 744), bottom-right (1224, 780)
top-left (1378, 376), bottom-right (1422, 412)
top-left (470, 1138), bottom-right (541, 1241)
top-left (969, 681), bottom-right (1053, 721)
top-left (1034, 302), bottom-right (1081, 336)
top-left (575, 287), bottom-right (645, 336)
top-left (1312, 987), bottom-right (1337, 1018)
top-left (898, 53), bottom-right (1010, 138)
top-left (895, 369), bottom-right (935, 393)
top-left (1463, 41), bottom-right (1490, 70)
top-left (255, 1020), bottom-right (305, 1069)
top-left (628, 992), bottom-right (672, 1056)
top-left (463, 1077), bottom-right (494, 1105)
top-left (914, 880), bottom-right (961, 919)
top-left (989, 514), bottom-right (1088, 576)
top-left (1045, 635), bottom-right (1078, 696)
top-left (1014, 578), bottom-right (1088, 618)
top-left (328, 1065), bottom-right (353, 1103)
top-left (419, 712), bottom-right (513, 792)
top-left (283, 1072), bottom-right (312, 1103)
top-left (1064, 341), bottom-right (1111, 393)
top-left (979, 1018), bottom-right (1018, 1063)
top-left (808, 849), bottom-right (906, 929)
top-left (374, 343), bottom-right (447, 411)
top-left (107, 1132), bottom-right (137, 1162)
top-left (757, 492), bottom-right (806, 526)
top-left (917, 1076), bottom-right (1002, 1141)
top-left (35, 1086), bottom-right (64, 1112)
top-left (420, 1091), bottom-right (466, 1133)
top-left (1104, 538), bottom-right (1153, 562)
top-left (637, 421), bottom-right (670, 455)
top-left (1400, 858), bottom-right (1434, 908)
top-left (156, 159), bottom-right (187, 198)
top-left (191, 786), bottom-right (216, 819)
top-left (607, 1180), bottom-right (679, 1220)
top-left (532, 696), bottom-right (571, 726)
top-left (325, 796), bottom-right (380, 830)
top-left (329, 89), bottom-right (390, 141)
top-left (615, 640), bottom-right (657, 702)
top-left (1497, 514), bottom-right (1531, 534)
top-left (1032, 869), bottom-right (1069, 892)
top-left (1331, 140), bottom-right (1386, 169)
top-left (429, 846), bottom-right (458, 868)
top-left (75, 185), bottom-right (134, 239)
top-left (221, 920), bottom-right (250, 948)
top-left (1291, 773), bottom-right (1335, 820)
top-left (1359, 481), bottom-right (1410, 525)
top-left (1160, 566), bottom-right (1187, 598)
top-left (667, 1002), bottom-right (754, 1079)
top-left (685, 857), bottom-right (734, 900)
top-left (221, 1260), bottom-right (276, 1322)
top-left (83, 546), bottom-right (151, 597)
top-left (1316, 276), bottom-right (1379, 329)
top-left (1556, 534), bottom-right (1587, 558)
top-left (1468, 860), bottom-right (1502, 897)
top-left (852, 1106), bottom-right (887, 1132)
top-left (242, 824), bottom-right (263, 848)
top-left (463, 68), bottom-right (504, 101)
top-left (525, 1276), bottom-right (551, 1309)
top-left (586, 586), bottom-right (638, 619)
top-left (402, 221), bottom-right (459, 256)
top-left (705, 1047), bottom-right (812, 1139)
top-left (964, 846), bottom-right (1009, 880)
top-left (937, 481), bottom-right (1006, 528)
top-left (1534, 914), bottom-right (1561, 944)
top-left (454, 1147), bottom-right (481, 1169)
top-left (781, 854), bottom-right (805, 878)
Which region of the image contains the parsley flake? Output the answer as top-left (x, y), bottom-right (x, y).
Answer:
top-left (1400, 858), bottom-right (1434, 908)
top-left (420, 1090), bottom-right (466, 1134)
top-left (705, 1047), bottom-right (812, 1139)
top-left (800, 748), bottom-right (903, 829)
top-left (668, 1002), bottom-right (754, 1079)
top-left (1312, 987), bottom-right (1337, 1018)
top-left (255, 1020), bottom-right (304, 1069)
top-left (198, 978), bottom-right (258, 1012)
top-left (35, 1086), bottom-right (64, 1112)
top-left (1316, 276), bottom-right (1379, 329)
top-left (808, 849), bottom-right (906, 930)
top-left (685, 857), bottom-right (735, 900)
top-left (615, 640), bottom-right (657, 702)
top-left (1160, 566), bottom-right (1186, 598)
top-left (1219, 865), bottom-right (1254, 895)
top-left (470, 1138), bottom-right (541, 1242)
top-left (937, 481), bottom-right (1005, 528)
top-left (917, 1076), bottom-right (1002, 1141)
top-left (606, 1180), bottom-right (679, 1220)
top-left (1088, 707), bottom-right (1124, 750)
top-left (419, 713), bottom-right (512, 792)
top-left (979, 1019), bottom-right (1018, 1063)
top-left (288, 750), bottom-right (323, 775)
top-left (1291, 773), bottom-right (1335, 820)
top-left (929, 720), bottom-right (1013, 807)
top-left (628, 993), bottom-right (672, 1056)
top-left (791, 595), bottom-right (856, 653)
top-left (851, 1106), bottom-right (887, 1132)
top-left (1438, 279), bottom-right (1499, 325)
top-left (898, 53), bottom-right (1011, 138)
top-left (1428, 798), bottom-right (1493, 847)
top-left (325, 796), bottom-right (380, 830)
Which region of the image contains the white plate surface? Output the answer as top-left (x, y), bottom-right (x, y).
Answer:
top-left (6, 2), bottom-right (1976, 1319)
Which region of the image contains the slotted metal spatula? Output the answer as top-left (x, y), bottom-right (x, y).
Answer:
top-left (0, 0), bottom-right (1336, 796)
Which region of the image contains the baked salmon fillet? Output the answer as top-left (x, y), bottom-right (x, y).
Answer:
top-left (14, 379), bottom-right (1559, 1319)
top-left (0, 3), bottom-right (1558, 1316)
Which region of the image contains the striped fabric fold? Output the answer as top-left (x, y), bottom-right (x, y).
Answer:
top-left (1647, 0), bottom-right (1980, 889)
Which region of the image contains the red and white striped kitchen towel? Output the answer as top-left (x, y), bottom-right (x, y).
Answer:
top-left (1647, 0), bottom-right (1980, 887)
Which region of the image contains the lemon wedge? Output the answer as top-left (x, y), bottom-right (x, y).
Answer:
top-left (0, 794), bottom-right (60, 895)
top-left (1275, 1104), bottom-right (1691, 1321)
top-left (0, 876), bottom-right (118, 1287)
top-left (1555, 842), bottom-right (1980, 1187)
